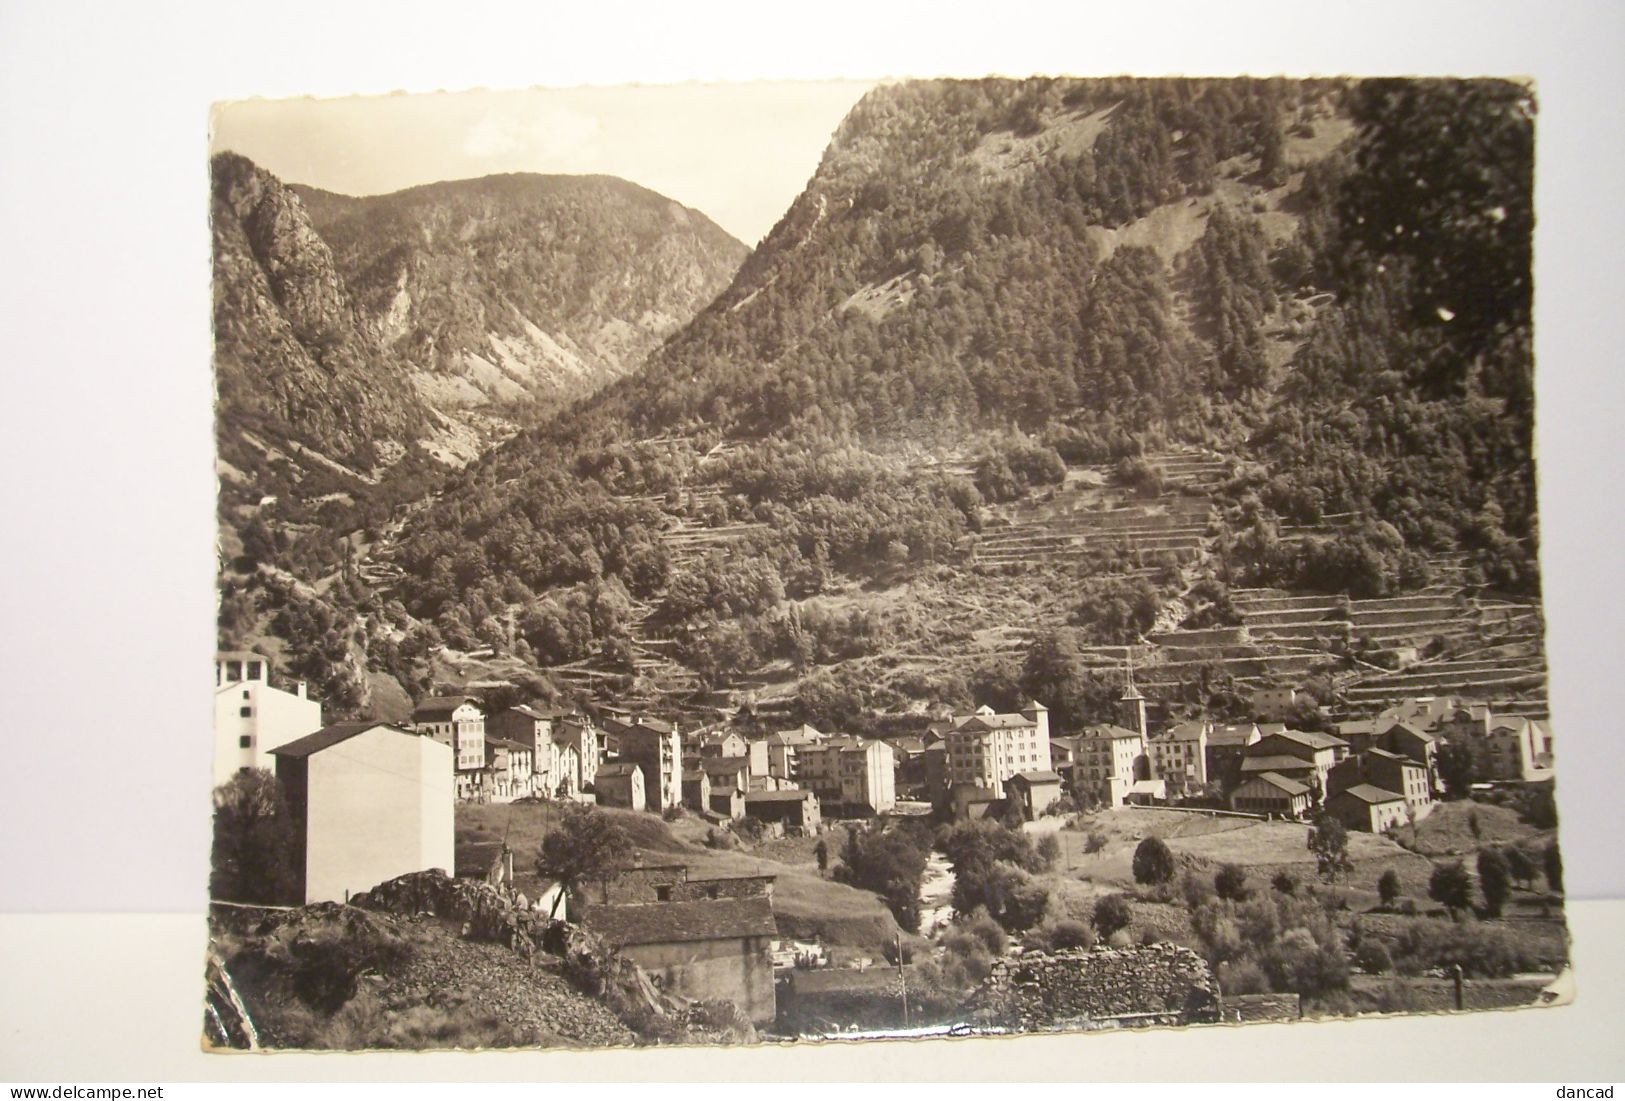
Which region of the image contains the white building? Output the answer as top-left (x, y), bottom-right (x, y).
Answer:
top-left (796, 737), bottom-right (897, 815)
top-left (212, 651), bottom-right (322, 787)
top-left (943, 702), bottom-right (1052, 801)
top-left (411, 695), bottom-right (486, 799)
top-left (271, 722), bottom-right (455, 904)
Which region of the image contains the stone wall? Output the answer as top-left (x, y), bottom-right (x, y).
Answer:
top-left (964, 943), bottom-right (1221, 1030)
top-left (672, 875), bottom-right (773, 903)
top-left (351, 870), bottom-right (756, 1043)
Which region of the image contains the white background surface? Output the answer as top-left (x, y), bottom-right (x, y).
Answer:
top-left (0, 0), bottom-right (1622, 1080)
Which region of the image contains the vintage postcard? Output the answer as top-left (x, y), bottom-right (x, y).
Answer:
top-left (205, 76), bottom-right (1565, 1051)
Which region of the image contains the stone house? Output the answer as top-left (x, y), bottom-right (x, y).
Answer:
top-left (1243, 729), bottom-right (1348, 795)
top-left (1006, 770), bottom-right (1064, 820)
top-left (595, 761), bottom-right (646, 811)
top-left (765, 724), bottom-right (823, 783)
top-left (602, 715), bottom-right (683, 812)
top-left (743, 789), bottom-right (821, 832)
top-left (682, 768), bottom-right (712, 813)
top-left (576, 898), bottom-right (778, 1025)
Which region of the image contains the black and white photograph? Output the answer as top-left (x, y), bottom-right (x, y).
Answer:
top-left (198, 72), bottom-right (1575, 1052)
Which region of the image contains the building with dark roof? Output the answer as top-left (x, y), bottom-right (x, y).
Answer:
top-left (743, 788), bottom-right (821, 832)
top-left (573, 865), bottom-right (778, 1025)
top-left (1229, 770), bottom-right (1312, 819)
top-left (601, 715), bottom-right (682, 812)
top-left (1006, 769), bottom-right (1064, 821)
top-left (594, 761), bottom-right (646, 811)
top-left (271, 722), bottom-right (454, 903)
top-left (408, 696), bottom-right (486, 799)
top-left (1326, 783), bottom-right (1408, 832)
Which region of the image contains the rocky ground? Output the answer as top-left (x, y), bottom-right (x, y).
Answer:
top-left (368, 914), bottom-right (635, 1048)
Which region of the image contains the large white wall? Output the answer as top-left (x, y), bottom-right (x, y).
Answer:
top-left (211, 681), bottom-right (322, 787)
top-left (303, 728), bottom-right (453, 904)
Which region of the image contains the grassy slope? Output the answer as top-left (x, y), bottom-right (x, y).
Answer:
top-left (1038, 803), bottom-right (1568, 970)
top-left (455, 804), bottom-right (900, 952)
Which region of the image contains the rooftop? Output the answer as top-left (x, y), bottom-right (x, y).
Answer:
top-left (1240, 755), bottom-right (1316, 773)
top-left (1244, 771), bottom-right (1310, 796)
top-left (413, 695), bottom-right (480, 718)
top-left (1078, 724), bottom-right (1144, 741)
top-left (745, 789), bottom-right (814, 803)
top-left (271, 722), bottom-right (414, 759)
top-left (1333, 784), bottom-right (1406, 805)
top-left (1011, 770), bottom-right (1062, 784)
top-left (578, 897), bottom-right (778, 947)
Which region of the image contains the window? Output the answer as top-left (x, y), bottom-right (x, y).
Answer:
top-left (239, 735), bottom-right (251, 748)
top-left (225, 661), bottom-right (242, 682)
top-left (247, 661), bottom-right (263, 680)
top-left (655, 886), bottom-right (671, 902)
top-left (242, 689), bottom-right (250, 700)
top-left (239, 706), bottom-right (252, 717)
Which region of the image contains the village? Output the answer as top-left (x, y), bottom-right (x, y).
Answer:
top-left (211, 643), bottom-right (1563, 1040)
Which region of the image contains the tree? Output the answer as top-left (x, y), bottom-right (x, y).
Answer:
top-left (1306, 815), bottom-right (1352, 885)
top-left (1437, 743), bottom-right (1476, 801)
top-left (1214, 863), bottom-right (1250, 902)
top-left (814, 839), bottom-right (829, 877)
top-left (1036, 833), bottom-right (1062, 871)
top-left (1378, 869), bottom-right (1402, 910)
top-left (1132, 836), bottom-right (1177, 886)
top-left (1477, 847), bottom-right (1511, 918)
top-left (210, 770), bottom-right (300, 906)
top-left (1429, 861), bottom-right (1473, 919)
top-left (1093, 893), bottom-right (1134, 938)
top-left (535, 804), bottom-right (634, 918)
top-left (835, 824), bottom-right (928, 932)
top-left (1543, 841), bottom-right (1563, 895)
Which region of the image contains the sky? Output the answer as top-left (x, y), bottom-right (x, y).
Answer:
top-left (210, 81), bottom-right (877, 247)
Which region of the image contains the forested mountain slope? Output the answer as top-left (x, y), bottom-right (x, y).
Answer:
top-left (213, 153), bottom-right (746, 585)
top-left (223, 78), bottom-right (1540, 729)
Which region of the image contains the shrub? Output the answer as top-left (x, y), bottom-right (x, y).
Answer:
top-left (1092, 893), bottom-right (1134, 938)
top-left (1132, 837), bottom-right (1177, 885)
top-left (958, 908), bottom-right (1009, 956)
top-left (661, 805), bottom-right (684, 822)
top-left (1271, 871), bottom-right (1299, 896)
top-left (1477, 848), bottom-right (1511, 918)
top-left (1084, 831), bottom-right (1109, 854)
top-left (1036, 833), bottom-right (1062, 870)
top-left (1429, 861), bottom-right (1473, 918)
top-left (1356, 939), bottom-right (1394, 974)
top-left (1378, 869), bottom-right (1402, 909)
top-left (1216, 958), bottom-right (1270, 996)
top-left (1180, 870), bottom-right (1218, 910)
top-left (1390, 918), bottom-right (1546, 978)
top-left (1215, 863), bottom-right (1250, 901)
top-left (1045, 919), bottom-right (1098, 951)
